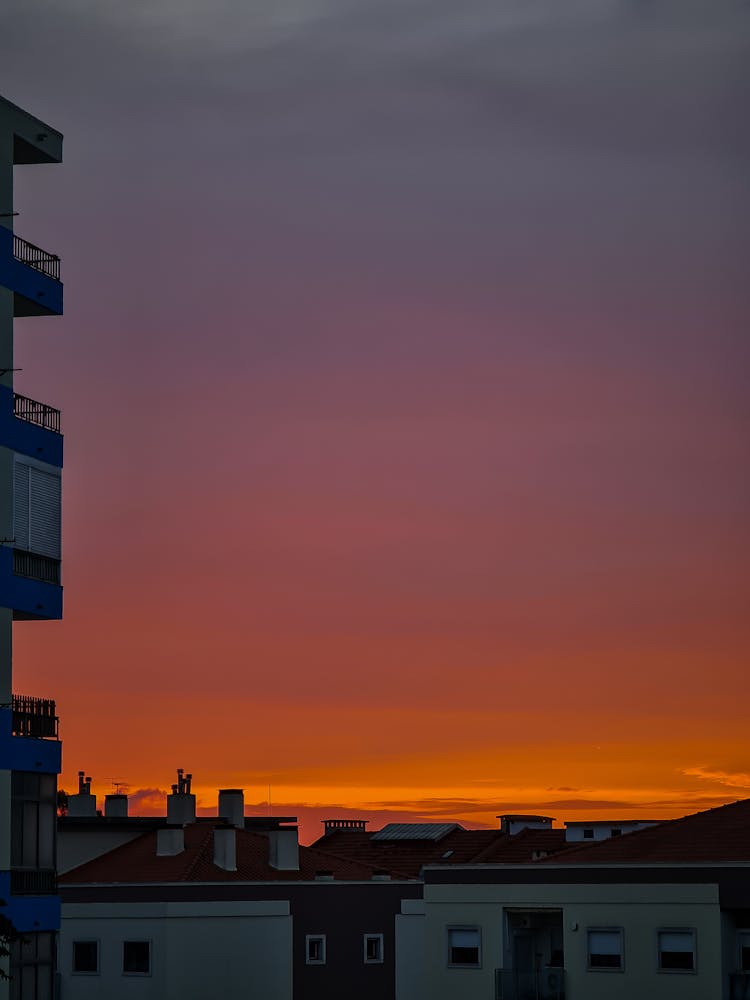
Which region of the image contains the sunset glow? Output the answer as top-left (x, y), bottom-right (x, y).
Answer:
top-left (5, 0), bottom-right (749, 846)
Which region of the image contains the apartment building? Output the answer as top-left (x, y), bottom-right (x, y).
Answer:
top-left (0, 95), bottom-right (64, 999)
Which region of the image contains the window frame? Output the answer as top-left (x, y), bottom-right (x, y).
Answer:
top-left (657, 928), bottom-right (697, 974)
top-left (122, 939), bottom-right (152, 977)
top-left (447, 926), bottom-right (482, 969)
top-left (739, 929), bottom-right (750, 972)
top-left (586, 927), bottom-right (624, 972)
top-left (72, 939), bottom-right (100, 976)
top-left (363, 933), bottom-right (384, 964)
top-left (305, 934), bottom-right (326, 966)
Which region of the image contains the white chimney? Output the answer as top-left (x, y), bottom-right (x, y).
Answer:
top-left (166, 769), bottom-right (196, 825)
top-left (104, 794), bottom-right (128, 818)
top-left (268, 827), bottom-right (299, 871)
top-left (157, 828), bottom-right (184, 856)
top-left (67, 771), bottom-right (97, 817)
top-left (213, 827), bottom-right (237, 871)
top-left (218, 789), bottom-right (245, 829)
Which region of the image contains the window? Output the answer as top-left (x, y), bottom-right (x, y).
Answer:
top-left (73, 941), bottom-right (99, 974)
top-left (658, 930), bottom-right (696, 972)
top-left (448, 927), bottom-right (481, 967)
top-left (738, 931), bottom-right (750, 971)
top-left (364, 934), bottom-right (383, 964)
top-left (11, 771), bottom-right (56, 871)
top-left (610, 828), bottom-right (622, 837)
top-left (13, 459), bottom-right (61, 558)
top-left (306, 935), bottom-right (326, 965)
top-left (583, 828), bottom-right (595, 839)
top-left (587, 929), bottom-right (623, 970)
top-left (9, 932), bottom-right (54, 1000)
top-left (123, 941), bottom-right (151, 975)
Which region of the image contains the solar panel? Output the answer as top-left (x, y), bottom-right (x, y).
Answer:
top-left (371, 823), bottom-right (461, 842)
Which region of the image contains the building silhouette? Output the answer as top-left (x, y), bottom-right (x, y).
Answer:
top-left (0, 94), bottom-right (64, 997)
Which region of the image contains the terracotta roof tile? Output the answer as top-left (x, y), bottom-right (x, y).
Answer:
top-left (310, 826), bottom-right (568, 875)
top-left (545, 799), bottom-right (750, 864)
top-left (59, 822), bottom-right (413, 884)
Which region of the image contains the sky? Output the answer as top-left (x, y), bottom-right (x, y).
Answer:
top-left (2, 0), bottom-right (749, 842)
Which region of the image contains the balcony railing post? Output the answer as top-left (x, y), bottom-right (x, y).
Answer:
top-left (11, 694), bottom-right (59, 739)
top-left (12, 234), bottom-right (61, 281)
top-left (12, 392), bottom-right (61, 433)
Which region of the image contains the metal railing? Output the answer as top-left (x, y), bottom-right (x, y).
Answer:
top-left (13, 392), bottom-right (61, 433)
top-left (10, 869), bottom-right (57, 895)
top-left (730, 972), bottom-right (750, 1000)
top-left (12, 694), bottom-right (59, 739)
top-left (495, 968), bottom-right (566, 1000)
top-left (12, 234), bottom-right (61, 281)
top-left (12, 549), bottom-right (61, 585)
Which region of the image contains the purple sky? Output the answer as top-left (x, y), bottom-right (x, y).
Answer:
top-left (3, 0), bottom-right (750, 830)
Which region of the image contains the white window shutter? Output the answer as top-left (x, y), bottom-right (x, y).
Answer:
top-left (13, 462), bottom-right (30, 551)
top-left (29, 466), bottom-right (61, 558)
top-left (14, 460), bottom-right (61, 559)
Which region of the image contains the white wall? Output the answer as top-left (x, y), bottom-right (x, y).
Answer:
top-left (565, 822), bottom-right (658, 843)
top-left (395, 899), bottom-right (425, 1000)
top-left (421, 877), bottom-right (723, 1000)
top-left (60, 900), bottom-right (293, 1000)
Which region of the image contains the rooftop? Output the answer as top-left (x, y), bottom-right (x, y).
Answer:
top-left (547, 798), bottom-right (750, 864)
top-left (312, 824), bottom-right (567, 876)
top-left (59, 821), bottom-right (415, 884)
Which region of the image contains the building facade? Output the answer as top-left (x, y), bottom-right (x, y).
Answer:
top-left (0, 95), bottom-right (64, 999)
top-left (58, 785), bottom-right (422, 1000)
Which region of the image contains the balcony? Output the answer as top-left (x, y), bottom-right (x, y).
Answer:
top-left (12, 695), bottom-right (59, 739)
top-left (495, 968), bottom-right (565, 1000)
top-left (12, 550), bottom-right (61, 586)
top-left (12, 234), bottom-right (60, 282)
top-left (10, 869), bottom-right (57, 895)
top-left (13, 393), bottom-right (61, 434)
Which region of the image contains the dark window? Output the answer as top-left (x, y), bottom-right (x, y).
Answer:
top-left (588, 930), bottom-right (623, 969)
top-left (739, 931), bottom-right (750, 971)
top-left (306, 936), bottom-right (326, 965)
top-left (448, 928), bottom-right (480, 967)
top-left (364, 934), bottom-right (383, 963)
top-left (11, 771), bottom-right (56, 871)
top-left (611, 828), bottom-right (622, 837)
top-left (123, 941), bottom-right (150, 975)
top-left (583, 828), bottom-right (594, 839)
top-left (73, 941), bottom-right (99, 974)
top-left (658, 931), bottom-right (695, 971)
top-left (9, 932), bottom-right (54, 1000)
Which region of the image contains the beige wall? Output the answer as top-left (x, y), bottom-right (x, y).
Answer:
top-left (421, 879), bottom-right (722, 1000)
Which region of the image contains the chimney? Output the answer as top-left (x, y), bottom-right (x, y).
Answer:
top-left (322, 819), bottom-right (368, 836)
top-left (166, 768), bottom-right (196, 825)
top-left (218, 789), bottom-right (245, 829)
top-left (213, 827), bottom-right (237, 871)
top-left (67, 771), bottom-right (97, 818)
top-left (268, 826), bottom-right (299, 871)
top-left (157, 827), bottom-right (185, 856)
top-left (104, 794), bottom-right (128, 818)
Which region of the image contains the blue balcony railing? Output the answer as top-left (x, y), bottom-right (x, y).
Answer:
top-left (12, 234), bottom-right (60, 281)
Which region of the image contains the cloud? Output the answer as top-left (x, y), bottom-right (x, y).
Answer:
top-left (681, 766), bottom-right (750, 790)
top-left (126, 787), bottom-right (168, 814)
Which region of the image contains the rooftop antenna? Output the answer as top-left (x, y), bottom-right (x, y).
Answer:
top-left (105, 779), bottom-right (128, 795)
